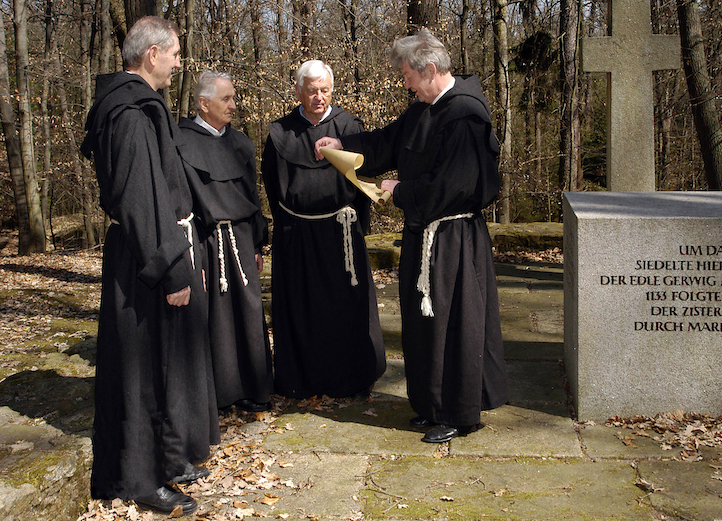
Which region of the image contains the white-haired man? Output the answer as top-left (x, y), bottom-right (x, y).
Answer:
top-left (315, 29), bottom-right (508, 443)
top-left (81, 15), bottom-right (219, 515)
top-left (261, 60), bottom-right (386, 399)
top-left (178, 71), bottom-right (272, 414)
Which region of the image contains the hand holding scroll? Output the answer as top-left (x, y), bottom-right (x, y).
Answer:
top-left (317, 145), bottom-right (393, 204)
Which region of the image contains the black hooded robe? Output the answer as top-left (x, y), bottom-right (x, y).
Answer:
top-left (261, 106), bottom-right (386, 399)
top-left (178, 118), bottom-right (273, 408)
top-left (81, 72), bottom-right (220, 500)
top-left (342, 76), bottom-right (509, 427)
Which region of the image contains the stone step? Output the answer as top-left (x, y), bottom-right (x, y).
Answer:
top-left (365, 223), bottom-right (563, 269)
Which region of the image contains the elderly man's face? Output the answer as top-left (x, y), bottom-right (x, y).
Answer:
top-left (150, 33), bottom-right (181, 91)
top-left (200, 78), bottom-right (236, 131)
top-left (296, 73), bottom-right (332, 125)
top-left (401, 61), bottom-right (435, 104)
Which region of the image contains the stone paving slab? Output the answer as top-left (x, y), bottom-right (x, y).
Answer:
top-left (454, 405), bottom-right (583, 459)
top-left (580, 423), bottom-right (678, 461)
top-left (370, 359), bottom-right (407, 400)
top-left (359, 457), bottom-right (650, 520)
top-left (269, 452), bottom-right (369, 520)
top-left (637, 460), bottom-right (722, 521)
top-left (263, 401), bottom-right (440, 457)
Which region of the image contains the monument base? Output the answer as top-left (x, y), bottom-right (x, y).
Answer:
top-left (564, 192), bottom-right (722, 421)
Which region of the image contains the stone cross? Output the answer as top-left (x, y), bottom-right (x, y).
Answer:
top-left (581, 0), bottom-right (680, 191)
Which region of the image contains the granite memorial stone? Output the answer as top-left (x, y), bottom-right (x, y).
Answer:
top-left (564, 191), bottom-right (722, 420)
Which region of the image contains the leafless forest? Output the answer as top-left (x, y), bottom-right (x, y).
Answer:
top-left (1, 0), bottom-right (721, 254)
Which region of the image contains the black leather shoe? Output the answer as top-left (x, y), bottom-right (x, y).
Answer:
top-left (135, 485), bottom-right (198, 514)
top-left (170, 461), bottom-right (210, 484)
top-left (422, 423), bottom-right (481, 443)
top-left (409, 415), bottom-right (434, 428)
top-left (234, 399), bottom-right (271, 412)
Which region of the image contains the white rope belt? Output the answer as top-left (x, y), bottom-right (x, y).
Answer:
top-left (216, 220), bottom-right (248, 292)
top-left (279, 201), bottom-right (359, 286)
top-left (176, 212), bottom-right (196, 270)
top-left (417, 212), bottom-right (475, 317)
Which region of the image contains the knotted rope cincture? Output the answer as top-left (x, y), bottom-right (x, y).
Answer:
top-left (279, 201), bottom-right (359, 286)
top-left (417, 212), bottom-right (474, 317)
top-left (216, 220), bottom-right (248, 293)
top-left (177, 212), bottom-right (196, 269)
top-left (336, 207), bottom-right (358, 286)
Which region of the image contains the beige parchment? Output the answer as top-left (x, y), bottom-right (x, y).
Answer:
top-left (320, 147), bottom-right (392, 204)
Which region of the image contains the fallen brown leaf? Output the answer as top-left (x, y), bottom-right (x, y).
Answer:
top-left (260, 494), bottom-right (281, 506)
top-left (168, 504), bottom-right (184, 518)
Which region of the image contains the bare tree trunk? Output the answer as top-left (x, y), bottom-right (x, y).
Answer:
top-left (0, 11), bottom-right (30, 254)
top-left (581, 3), bottom-right (595, 140)
top-left (655, 75), bottom-right (674, 189)
top-left (99, 0), bottom-right (112, 73)
top-left (407, 0), bottom-right (439, 33)
top-left (109, 0), bottom-right (127, 51)
top-left (48, 0), bottom-right (96, 247)
top-left (42, 0), bottom-right (51, 227)
top-left (14, 0), bottom-right (45, 253)
top-left (493, 0), bottom-right (512, 223)
top-left (249, 0), bottom-right (262, 138)
top-left (179, 0), bottom-right (194, 119)
top-left (535, 108), bottom-right (543, 183)
top-left (520, 0), bottom-right (536, 197)
top-left (342, 0), bottom-right (361, 92)
top-left (476, 2), bottom-right (491, 74)
top-left (558, 0), bottom-right (581, 191)
top-left (652, 0), bottom-right (674, 190)
top-left (98, 0), bottom-right (113, 240)
top-left (80, 0), bottom-right (97, 246)
top-left (459, 0), bottom-right (470, 73)
top-left (295, 0), bottom-right (311, 58)
top-left (676, 0), bottom-right (722, 189)
top-left (275, 0), bottom-right (292, 90)
top-left (40, 77), bottom-right (50, 226)
top-left (275, 0), bottom-right (287, 60)
top-left (124, 0), bottom-right (155, 29)
top-left (250, 0), bottom-right (262, 73)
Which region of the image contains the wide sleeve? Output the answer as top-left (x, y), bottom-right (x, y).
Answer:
top-left (245, 155), bottom-right (269, 250)
top-left (103, 108), bottom-right (194, 293)
top-left (393, 117), bottom-right (498, 232)
top-left (341, 117), bottom-right (402, 177)
top-left (260, 135), bottom-right (280, 217)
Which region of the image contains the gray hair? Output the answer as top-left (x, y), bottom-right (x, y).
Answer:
top-left (123, 16), bottom-right (179, 69)
top-left (295, 60), bottom-right (334, 90)
top-left (390, 29), bottom-right (451, 74)
top-left (194, 70), bottom-right (232, 109)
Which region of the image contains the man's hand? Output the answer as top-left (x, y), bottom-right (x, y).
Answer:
top-left (381, 179), bottom-right (400, 200)
top-left (166, 286), bottom-right (191, 306)
top-left (255, 253), bottom-right (263, 273)
top-left (314, 137), bottom-right (342, 160)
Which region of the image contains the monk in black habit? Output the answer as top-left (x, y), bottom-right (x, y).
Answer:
top-left (315, 30), bottom-right (508, 443)
top-left (178, 71), bottom-right (272, 413)
top-left (262, 60), bottom-right (386, 399)
top-left (81, 17), bottom-right (219, 515)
